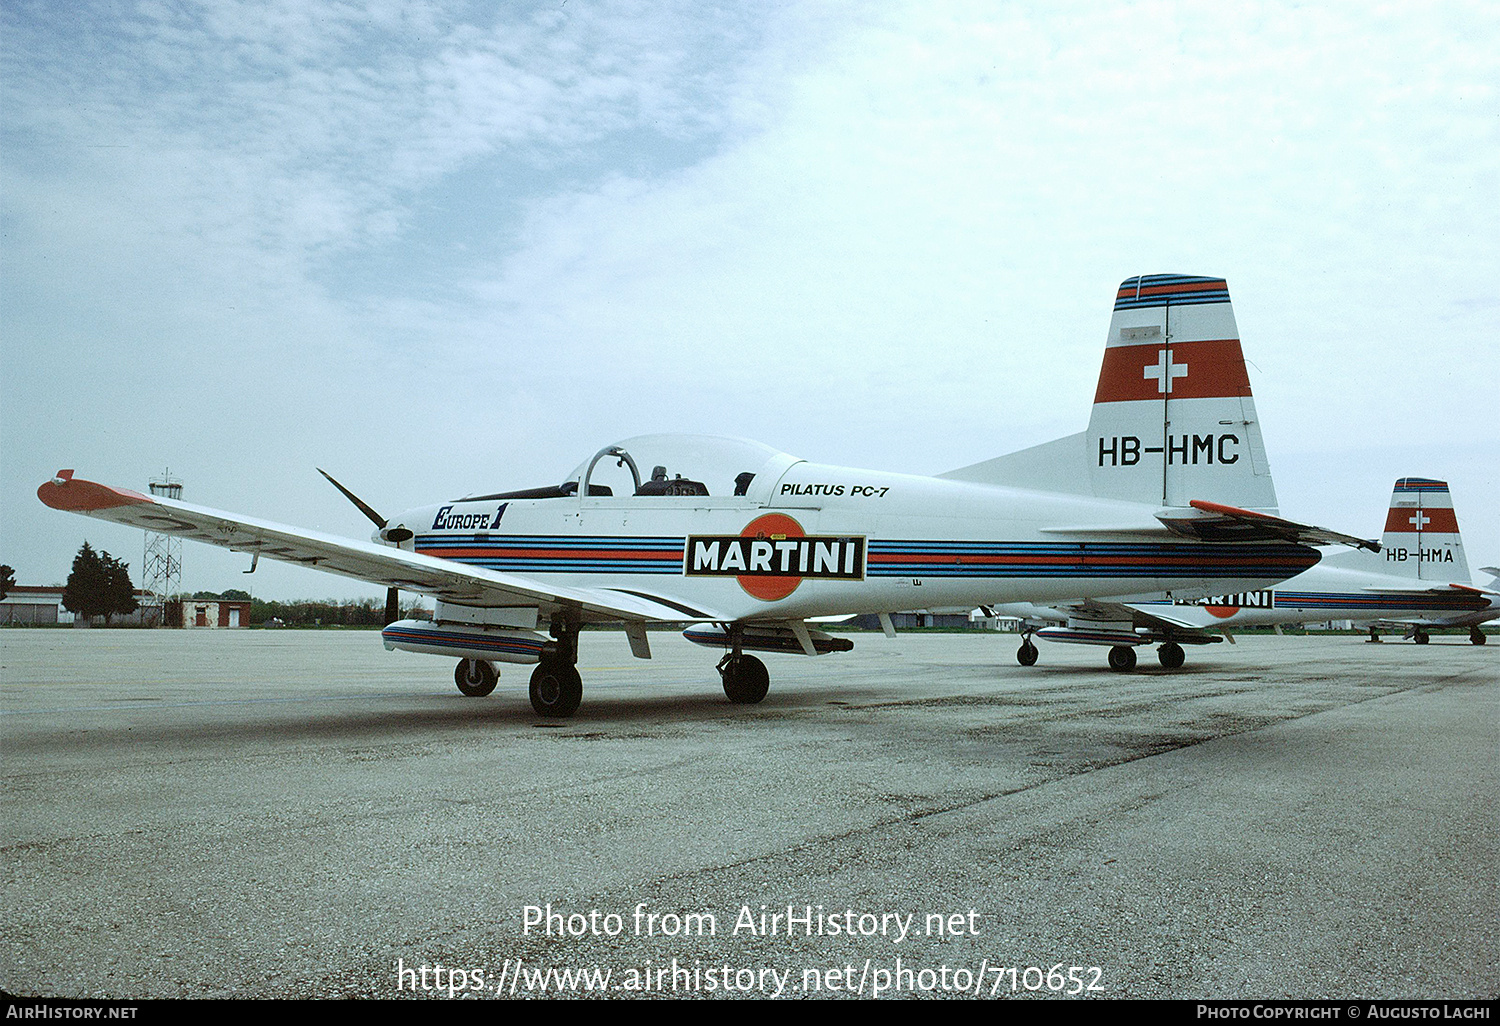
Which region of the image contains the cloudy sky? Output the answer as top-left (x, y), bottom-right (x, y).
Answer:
top-left (4, 0), bottom-right (1497, 602)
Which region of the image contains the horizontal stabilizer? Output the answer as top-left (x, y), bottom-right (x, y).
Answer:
top-left (1359, 583), bottom-right (1491, 595)
top-left (1158, 500), bottom-right (1378, 551)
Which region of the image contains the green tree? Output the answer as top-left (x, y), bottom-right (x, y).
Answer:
top-left (63, 543), bottom-right (138, 625)
top-left (0, 565), bottom-right (14, 601)
top-left (102, 553), bottom-right (138, 624)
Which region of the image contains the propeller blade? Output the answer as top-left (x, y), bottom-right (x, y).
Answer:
top-left (385, 587), bottom-right (400, 626)
top-left (317, 468), bottom-right (386, 528)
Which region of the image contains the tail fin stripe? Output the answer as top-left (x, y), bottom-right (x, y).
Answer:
top-left (1094, 338), bottom-right (1251, 403)
top-left (1383, 508), bottom-right (1460, 533)
top-left (1114, 276), bottom-right (1230, 310)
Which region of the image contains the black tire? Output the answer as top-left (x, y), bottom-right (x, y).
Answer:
top-left (1471, 627), bottom-right (1486, 646)
top-left (1016, 641), bottom-right (1039, 666)
top-left (1414, 631), bottom-right (1430, 645)
top-left (721, 654), bottom-right (770, 704)
top-left (1157, 642), bottom-right (1185, 669)
top-left (454, 658), bottom-right (498, 697)
top-left (1108, 645), bottom-right (1137, 672)
top-left (529, 661), bottom-right (583, 717)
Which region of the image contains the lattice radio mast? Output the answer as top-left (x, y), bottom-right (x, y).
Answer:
top-left (141, 469), bottom-right (183, 627)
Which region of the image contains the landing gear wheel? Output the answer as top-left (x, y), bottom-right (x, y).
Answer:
top-left (454, 658), bottom-right (497, 697)
top-left (1016, 640), bottom-right (1039, 666)
top-left (529, 660), bottom-right (583, 717)
top-left (1414, 630), bottom-right (1430, 645)
top-left (1157, 642), bottom-right (1185, 669)
top-left (720, 654), bottom-right (770, 704)
top-left (1471, 626), bottom-right (1486, 646)
top-left (1108, 645), bottom-right (1137, 671)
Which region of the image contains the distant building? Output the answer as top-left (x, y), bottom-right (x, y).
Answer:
top-left (2, 586), bottom-right (69, 624)
top-left (1, 585), bottom-right (152, 625)
top-left (169, 598), bottom-right (251, 628)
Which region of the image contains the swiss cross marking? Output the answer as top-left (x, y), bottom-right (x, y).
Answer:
top-left (1143, 348), bottom-right (1189, 394)
top-left (1409, 511), bottom-right (1430, 530)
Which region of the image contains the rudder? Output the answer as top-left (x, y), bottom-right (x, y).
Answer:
top-left (1086, 274), bottom-right (1277, 511)
top-left (1379, 478), bottom-right (1470, 581)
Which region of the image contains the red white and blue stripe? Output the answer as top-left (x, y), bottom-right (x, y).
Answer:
top-left (1271, 590), bottom-right (1489, 613)
top-left (415, 535), bottom-right (684, 575)
top-left (417, 533), bottom-right (1317, 584)
top-left (1391, 479), bottom-right (1450, 494)
top-left (1113, 275), bottom-right (1231, 311)
top-left (866, 540), bottom-right (1316, 580)
top-left (380, 623), bottom-right (549, 658)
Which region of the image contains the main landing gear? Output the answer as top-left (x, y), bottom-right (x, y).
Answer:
top-left (720, 653), bottom-right (770, 704)
top-left (529, 616), bottom-right (584, 717)
top-left (1016, 638), bottom-right (1039, 666)
top-left (1472, 626), bottom-right (1488, 646)
top-left (1013, 636), bottom-right (1187, 671)
top-left (529, 661), bottom-right (583, 718)
top-left (1157, 641), bottom-right (1185, 669)
top-left (1413, 629), bottom-right (1430, 645)
top-left (717, 625), bottom-right (770, 704)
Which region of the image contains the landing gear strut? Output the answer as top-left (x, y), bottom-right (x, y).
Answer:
top-left (1108, 645), bottom-right (1137, 671)
top-left (1157, 641), bottom-right (1185, 669)
top-left (454, 658), bottom-right (498, 697)
top-left (1472, 626), bottom-right (1488, 646)
top-left (529, 614), bottom-right (584, 717)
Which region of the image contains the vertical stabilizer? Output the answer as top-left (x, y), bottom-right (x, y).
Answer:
top-left (1380, 478), bottom-right (1470, 581)
top-left (1085, 275), bottom-right (1276, 511)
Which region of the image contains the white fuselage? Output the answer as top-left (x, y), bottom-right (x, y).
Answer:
top-left (391, 458), bottom-right (1321, 623)
top-left (1131, 558), bottom-right (1500, 630)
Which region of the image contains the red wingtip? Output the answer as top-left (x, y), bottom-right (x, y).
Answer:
top-left (38, 474), bottom-right (152, 512)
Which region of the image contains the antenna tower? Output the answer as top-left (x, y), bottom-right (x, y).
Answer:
top-left (141, 469), bottom-right (183, 627)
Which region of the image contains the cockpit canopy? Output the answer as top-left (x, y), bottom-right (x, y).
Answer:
top-left (464, 435), bottom-right (802, 504)
top-left (570, 435), bottom-right (800, 502)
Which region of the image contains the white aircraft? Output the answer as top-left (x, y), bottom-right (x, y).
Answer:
top-left (1134, 478), bottom-right (1500, 645)
top-left (38, 273), bottom-right (1372, 716)
top-left (992, 477), bottom-right (1499, 663)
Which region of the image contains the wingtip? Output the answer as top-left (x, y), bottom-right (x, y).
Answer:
top-left (38, 473), bottom-right (152, 512)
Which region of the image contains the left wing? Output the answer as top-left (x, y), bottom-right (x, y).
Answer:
top-left (37, 471), bottom-right (723, 623)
